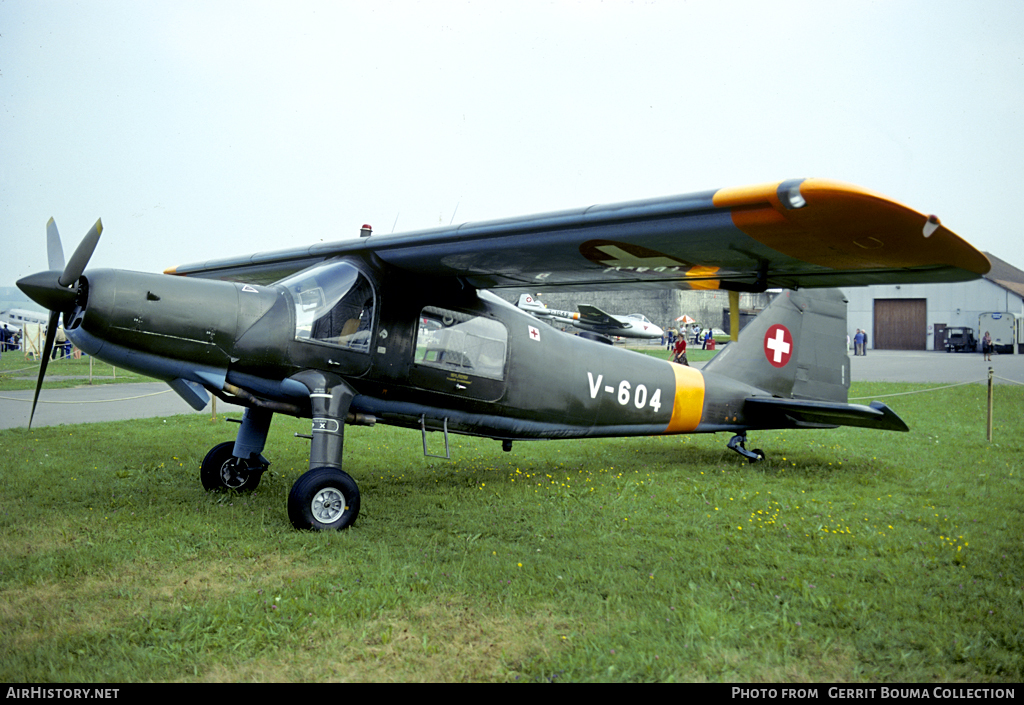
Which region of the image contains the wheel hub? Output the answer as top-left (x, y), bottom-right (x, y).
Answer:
top-left (219, 458), bottom-right (250, 489)
top-left (312, 487), bottom-right (346, 523)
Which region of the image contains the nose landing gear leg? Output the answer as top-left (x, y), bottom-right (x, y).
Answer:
top-left (287, 371), bottom-right (361, 530)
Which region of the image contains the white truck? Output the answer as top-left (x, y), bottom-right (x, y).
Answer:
top-left (978, 312), bottom-right (1023, 354)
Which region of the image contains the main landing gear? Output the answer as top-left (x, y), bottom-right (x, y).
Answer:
top-left (199, 370), bottom-right (363, 531)
top-left (728, 433), bottom-right (765, 464)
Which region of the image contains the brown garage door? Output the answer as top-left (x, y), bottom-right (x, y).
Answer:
top-left (873, 299), bottom-right (927, 350)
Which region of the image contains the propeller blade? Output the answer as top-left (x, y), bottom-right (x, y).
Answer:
top-left (28, 310), bottom-right (62, 429)
top-left (59, 219), bottom-right (102, 287)
top-left (46, 218), bottom-right (65, 272)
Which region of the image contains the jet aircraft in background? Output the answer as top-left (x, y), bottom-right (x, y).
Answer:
top-left (516, 294), bottom-right (663, 341)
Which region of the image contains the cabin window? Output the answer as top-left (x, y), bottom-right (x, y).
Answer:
top-left (279, 261), bottom-right (375, 352)
top-left (415, 307), bottom-right (507, 380)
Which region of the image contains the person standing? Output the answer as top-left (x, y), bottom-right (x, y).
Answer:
top-left (982, 331), bottom-right (993, 361)
top-left (853, 329), bottom-right (865, 356)
top-left (673, 335), bottom-right (689, 366)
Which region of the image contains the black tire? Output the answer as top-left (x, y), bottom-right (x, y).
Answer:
top-left (288, 467), bottom-right (360, 531)
top-left (748, 449), bottom-right (766, 464)
top-left (200, 441), bottom-right (265, 492)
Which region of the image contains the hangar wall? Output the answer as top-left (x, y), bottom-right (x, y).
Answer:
top-left (842, 277), bottom-right (1024, 351)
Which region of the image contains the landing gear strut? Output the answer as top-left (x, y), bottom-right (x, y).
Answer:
top-left (200, 441), bottom-right (268, 491)
top-left (287, 370), bottom-right (361, 531)
top-left (200, 407), bottom-right (273, 491)
top-left (728, 433), bottom-right (765, 464)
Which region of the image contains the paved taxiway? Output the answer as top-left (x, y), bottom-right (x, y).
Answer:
top-left (0, 349), bottom-right (1021, 430)
top-left (0, 382), bottom-right (245, 430)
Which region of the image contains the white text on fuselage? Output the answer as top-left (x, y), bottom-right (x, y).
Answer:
top-left (588, 372), bottom-right (663, 412)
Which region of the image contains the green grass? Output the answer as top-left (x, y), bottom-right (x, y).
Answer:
top-left (0, 352), bottom-right (149, 391)
top-left (626, 344), bottom-right (721, 364)
top-left (0, 381), bottom-right (1022, 682)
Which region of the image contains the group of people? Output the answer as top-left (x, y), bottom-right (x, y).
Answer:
top-left (0, 323), bottom-right (73, 360)
top-left (852, 329), bottom-right (868, 356)
top-left (0, 324), bottom-right (21, 356)
top-left (851, 327), bottom-right (998, 360)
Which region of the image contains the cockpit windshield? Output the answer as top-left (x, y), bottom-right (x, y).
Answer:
top-left (278, 261), bottom-right (375, 352)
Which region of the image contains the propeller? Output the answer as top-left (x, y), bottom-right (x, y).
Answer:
top-left (17, 218), bottom-right (103, 427)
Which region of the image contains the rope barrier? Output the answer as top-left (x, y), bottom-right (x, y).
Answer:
top-left (849, 379), bottom-right (987, 400)
top-left (0, 364), bottom-right (42, 375)
top-left (0, 389), bottom-right (172, 404)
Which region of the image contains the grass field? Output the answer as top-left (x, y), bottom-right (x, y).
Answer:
top-left (0, 352), bottom-right (149, 391)
top-left (0, 378), bottom-right (1022, 683)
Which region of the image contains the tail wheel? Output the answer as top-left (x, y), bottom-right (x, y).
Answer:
top-left (200, 441), bottom-right (265, 492)
top-left (288, 467), bottom-right (360, 531)
top-left (748, 449), bottom-right (766, 464)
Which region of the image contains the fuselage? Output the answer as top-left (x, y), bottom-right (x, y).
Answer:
top-left (0, 307), bottom-right (47, 332)
top-left (64, 255), bottom-right (759, 441)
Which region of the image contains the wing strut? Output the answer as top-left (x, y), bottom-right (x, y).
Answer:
top-left (729, 290), bottom-right (740, 342)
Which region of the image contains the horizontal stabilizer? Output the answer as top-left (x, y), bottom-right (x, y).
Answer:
top-left (744, 397), bottom-right (909, 432)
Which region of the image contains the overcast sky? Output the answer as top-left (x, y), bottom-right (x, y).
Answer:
top-left (2, 0), bottom-right (1022, 291)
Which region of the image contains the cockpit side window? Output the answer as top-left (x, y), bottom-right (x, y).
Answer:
top-left (415, 306), bottom-right (507, 380)
top-left (279, 261), bottom-right (375, 352)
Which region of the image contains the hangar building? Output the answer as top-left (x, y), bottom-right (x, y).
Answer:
top-left (841, 252), bottom-right (1024, 352)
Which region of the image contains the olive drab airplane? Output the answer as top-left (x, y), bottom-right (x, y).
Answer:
top-left (516, 293), bottom-right (664, 340)
top-left (18, 178), bottom-right (991, 531)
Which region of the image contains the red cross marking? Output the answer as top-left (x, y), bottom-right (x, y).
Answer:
top-left (763, 324), bottom-right (793, 367)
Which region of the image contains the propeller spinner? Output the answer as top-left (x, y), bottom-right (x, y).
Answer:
top-left (16, 218), bottom-right (103, 427)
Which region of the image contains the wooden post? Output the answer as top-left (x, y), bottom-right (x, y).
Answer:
top-left (987, 366), bottom-right (994, 442)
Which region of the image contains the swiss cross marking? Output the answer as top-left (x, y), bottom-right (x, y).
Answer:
top-left (528, 325), bottom-right (541, 341)
top-left (764, 324), bottom-right (793, 367)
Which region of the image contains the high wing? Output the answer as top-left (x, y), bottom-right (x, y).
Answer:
top-left (166, 178), bottom-right (991, 289)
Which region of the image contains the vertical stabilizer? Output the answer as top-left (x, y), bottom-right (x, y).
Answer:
top-left (701, 288), bottom-right (850, 403)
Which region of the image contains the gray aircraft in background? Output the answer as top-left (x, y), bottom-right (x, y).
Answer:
top-left (516, 293), bottom-right (663, 341)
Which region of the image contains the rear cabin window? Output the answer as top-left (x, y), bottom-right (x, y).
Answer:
top-left (415, 307), bottom-right (508, 380)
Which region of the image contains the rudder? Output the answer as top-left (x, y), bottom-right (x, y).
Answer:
top-left (701, 289), bottom-right (850, 403)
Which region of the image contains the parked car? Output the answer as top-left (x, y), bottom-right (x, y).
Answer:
top-left (944, 326), bottom-right (976, 352)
